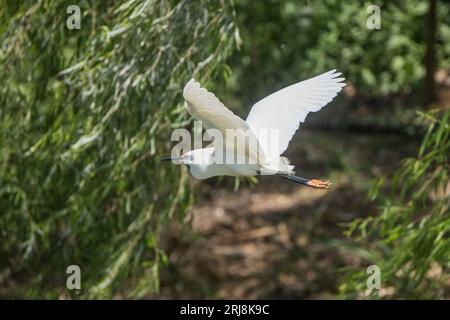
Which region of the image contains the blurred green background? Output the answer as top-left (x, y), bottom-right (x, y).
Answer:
top-left (0, 0), bottom-right (448, 299)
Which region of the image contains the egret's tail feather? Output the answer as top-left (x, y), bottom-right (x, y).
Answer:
top-left (259, 157), bottom-right (294, 175)
top-left (278, 157), bottom-right (295, 175)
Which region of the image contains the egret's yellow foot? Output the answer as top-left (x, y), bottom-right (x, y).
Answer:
top-left (307, 179), bottom-right (332, 189)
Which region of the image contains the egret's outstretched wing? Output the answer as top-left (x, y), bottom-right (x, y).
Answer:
top-left (183, 79), bottom-right (249, 132)
top-left (183, 79), bottom-right (266, 163)
top-left (246, 70), bottom-right (345, 157)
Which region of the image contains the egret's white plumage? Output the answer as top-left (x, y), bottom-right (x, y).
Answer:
top-left (183, 78), bottom-right (265, 166)
top-left (177, 70), bottom-right (345, 188)
top-left (246, 70), bottom-right (345, 156)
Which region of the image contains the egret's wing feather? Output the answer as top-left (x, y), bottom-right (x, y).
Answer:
top-left (183, 79), bottom-right (248, 131)
top-left (246, 70), bottom-right (345, 157)
top-left (183, 79), bottom-right (266, 163)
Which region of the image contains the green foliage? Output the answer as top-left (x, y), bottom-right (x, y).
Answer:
top-left (227, 0), bottom-right (450, 108)
top-left (340, 110), bottom-right (449, 299)
top-left (0, 0), bottom-right (238, 298)
top-left (1, 0), bottom-right (448, 300)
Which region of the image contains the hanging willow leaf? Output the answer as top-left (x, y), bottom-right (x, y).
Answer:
top-left (0, 0), bottom-right (238, 298)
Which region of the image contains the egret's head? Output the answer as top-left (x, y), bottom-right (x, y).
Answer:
top-left (160, 153), bottom-right (193, 165)
top-left (161, 148), bottom-right (217, 179)
top-left (161, 149), bottom-right (212, 166)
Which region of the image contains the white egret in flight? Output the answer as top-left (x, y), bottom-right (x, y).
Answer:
top-left (163, 70), bottom-right (345, 189)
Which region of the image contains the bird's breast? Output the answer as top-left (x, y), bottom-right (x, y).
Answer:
top-left (189, 163), bottom-right (258, 179)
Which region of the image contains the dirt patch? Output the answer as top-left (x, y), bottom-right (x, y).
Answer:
top-left (158, 130), bottom-right (418, 299)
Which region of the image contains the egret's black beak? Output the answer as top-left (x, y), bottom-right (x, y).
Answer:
top-left (160, 156), bottom-right (182, 162)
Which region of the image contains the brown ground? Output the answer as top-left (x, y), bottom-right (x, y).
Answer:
top-left (158, 129), bottom-right (419, 299)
